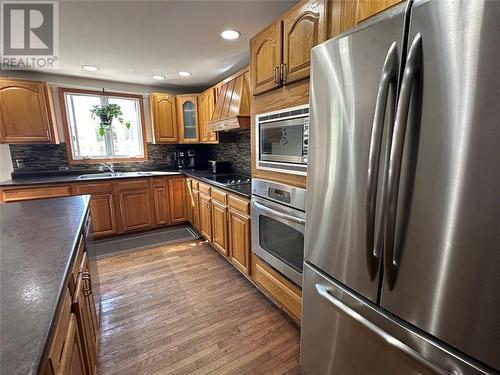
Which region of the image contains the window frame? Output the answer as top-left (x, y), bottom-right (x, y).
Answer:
top-left (58, 87), bottom-right (148, 164)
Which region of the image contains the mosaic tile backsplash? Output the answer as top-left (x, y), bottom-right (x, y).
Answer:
top-left (8, 130), bottom-right (250, 175)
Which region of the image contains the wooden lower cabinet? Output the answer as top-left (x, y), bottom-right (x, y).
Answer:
top-left (198, 193), bottom-right (212, 241)
top-left (88, 194), bottom-right (116, 236)
top-left (72, 253), bottom-right (98, 375)
top-left (228, 210), bottom-right (251, 275)
top-left (45, 228), bottom-right (98, 375)
top-left (153, 186), bottom-right (170, 225)
top-left (118, 186), bottom-right (154, 232)
top-left (211, 201), bottom-right (228, 256)
top-left (192, 190), bottom-right (200, 231)
top-left (168, 177), bottom-right (187, 223)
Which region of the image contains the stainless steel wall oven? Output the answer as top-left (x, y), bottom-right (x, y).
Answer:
top-left (251, 179), bottom-right (306, 286)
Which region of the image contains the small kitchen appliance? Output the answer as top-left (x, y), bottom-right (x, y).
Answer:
top-left (208, 160), bottom-right (232, 174)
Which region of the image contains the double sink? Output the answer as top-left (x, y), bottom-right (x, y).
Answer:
top-left (77, 171), bottom-right (178, 180)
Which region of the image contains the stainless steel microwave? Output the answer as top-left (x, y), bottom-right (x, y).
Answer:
top-left (255, 105), bottom-right (309, 176)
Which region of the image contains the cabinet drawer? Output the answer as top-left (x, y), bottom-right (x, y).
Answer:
top-left (152, 177), bottom-right (166, 188)
top-left (72, 182), bottom-right (113, 195)
top-left (69, 235), bottom-right (85, 296)
top-left (198, 182), bottom-right (211, 195)
top-left (115, 179), bottom-right (150, 191)
top-left (228, 194), bottom-right (250, 215)
top-left (210, 187), bottom-right (227, 205)
top-left (1, 185), bottom-right (71, 202)
top-left (191, 179), bottom-right (199, 191)
top-left (46, 289), bottom-right (72, 375)
top-left (254, 258), bottom-right (302, 322)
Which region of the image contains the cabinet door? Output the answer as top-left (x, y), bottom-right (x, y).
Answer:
top-left (168, 177), bottom-right (187, 223)
top-left (60, 315), bottom-right (87, 375)
top-left (356, 0), bottom-right (401, 23)
top-left (250, 21), bottom-right (282, 95)
top-left (192, 190), bottom-right (200, 231)
top-left (72, 254), bottom-right (98, 375)
top-left (185, 178), bottom-right (193, 224)
top-left (198, 193), bottom-right (212, 241)
top-left (151, 93), bottom-right (178, 143)
top-left (0, 78), bottom-right (57, 143)
top-left (229, 210), bottom-right (251, 275)
top-left (211, 201), bottom-right (228, 257)
top-left (153, 186), bottom-right (170, 225)
top-left (198, 89), bottom-right (217, 143)
top-left (282, 0), bottom-right (327, 85)
top-left (328, 0), bottom-right (358, 38)
top-left (178, 96), bottom-right (199, 143)
top-left (118, 189), bottom-right (153, 232)
top-left (89, 194), bottom-right (116, 237)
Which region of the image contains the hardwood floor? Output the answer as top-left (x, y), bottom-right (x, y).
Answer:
top-left (96, 240), bottom-right (300, 375)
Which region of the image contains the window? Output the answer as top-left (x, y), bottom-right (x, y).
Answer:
top-left (60, 88), bottom-right (147, 163)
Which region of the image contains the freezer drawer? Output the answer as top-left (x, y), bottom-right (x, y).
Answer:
top-left (300, 263), bottom-right (490, 375)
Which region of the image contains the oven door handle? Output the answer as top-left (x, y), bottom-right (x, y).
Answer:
top-left (252, 200), bottom-right (305, 225)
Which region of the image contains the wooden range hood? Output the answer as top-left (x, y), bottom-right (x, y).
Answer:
top-left (208, 68), bottom-right (250, 132)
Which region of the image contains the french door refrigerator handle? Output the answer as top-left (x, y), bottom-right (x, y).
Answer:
top-left (315, 283), bottom-right (452, 375)
top-left (366, 42), bottom-right (399, 280)
top-left (384, 33), bottom-right (423, 289)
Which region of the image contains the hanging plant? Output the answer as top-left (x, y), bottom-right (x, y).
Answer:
top-left (90, 104), bottom-right (131, 137)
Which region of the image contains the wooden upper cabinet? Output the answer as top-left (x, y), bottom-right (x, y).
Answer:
top-left (250, 21), bottom-right (282, 95)
top-left (356, 0), bottom-right (401, 23)
top-left (150, 93), bottom-right (178, 143)
top-left (168, 177), bottom-right (187, 223)
top-left (250, 0), bottom-right (327, 95)
top-left (177, 95), bottom-right (199, 143)
top-left (0, 78), bottom-right (58, 144)
top-left (282, 0), bottom-right (327, 85)
top-left (328, 0), bottom-right (358, 38)
top-left (198, 88), bottom-right (217, 143)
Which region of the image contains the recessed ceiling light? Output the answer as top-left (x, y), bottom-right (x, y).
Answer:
top-left (178, 71), bottom-right (192, 77)
top-left (82, 65), bottom-right (99, 72)
top-left (221, 29), bottom-right (240, 40)
top-left (152, 75), bottom-right (166, 80)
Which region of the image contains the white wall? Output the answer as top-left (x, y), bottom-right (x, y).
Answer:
top-left (0, 145), bottom-right (13, 181)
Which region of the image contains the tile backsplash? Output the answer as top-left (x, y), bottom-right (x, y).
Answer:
top-left (8, 130), bottom-right (250, 175)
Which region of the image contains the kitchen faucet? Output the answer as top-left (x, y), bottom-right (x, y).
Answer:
top-left (99, 162), bottom-right (115, 174)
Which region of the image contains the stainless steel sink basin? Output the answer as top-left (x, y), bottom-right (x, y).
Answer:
top-left (77, 171), bottom-right (179, 180)
top-left (77, 172), bottom-right (122, 179)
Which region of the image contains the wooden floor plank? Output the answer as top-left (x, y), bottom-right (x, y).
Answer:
top-left (97, 240), bottom-right (300, 375)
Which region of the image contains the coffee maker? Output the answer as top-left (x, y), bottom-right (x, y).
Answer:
top-left (175, 150), bottom-right (196, 169)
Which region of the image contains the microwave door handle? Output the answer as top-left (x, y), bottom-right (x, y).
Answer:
top-left (252, 200), bottom-right (305, 225)
top-left (366, 42), bottom-right (399, 280)
top-left (384, 34), bottom-right (423, 290)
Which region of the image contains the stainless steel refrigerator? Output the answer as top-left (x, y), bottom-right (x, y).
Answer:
top-left (301, 0), bottom-right (500, 374)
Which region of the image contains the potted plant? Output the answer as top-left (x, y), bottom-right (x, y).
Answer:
top-left (90, 104), bottom-right (131, 136)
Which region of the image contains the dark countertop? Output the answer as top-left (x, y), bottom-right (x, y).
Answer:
top-left (0, 196), bottom-right (90, 375)
top-left (0, 170), bottom-right (182, 187)
top-left (182, 170), bottom-right (251, 198)
top-left (0, 169), bottom-right (251, 198)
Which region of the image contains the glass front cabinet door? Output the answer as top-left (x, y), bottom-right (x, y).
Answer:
top-left (178, 95), bottom-right (199, 142)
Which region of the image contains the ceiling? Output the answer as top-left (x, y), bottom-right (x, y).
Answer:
top-left (30, 0), bottom-right (296, 89)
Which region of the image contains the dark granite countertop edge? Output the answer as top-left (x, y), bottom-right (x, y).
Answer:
top-left (36, 196), bottom-right (91, 375)
top-left (181, 170), bottom-right (251, 198)
top-left (0, 170), bottom-right (251, 198)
